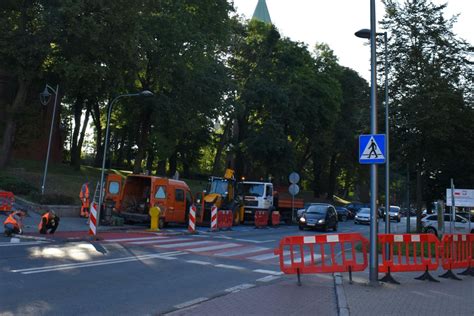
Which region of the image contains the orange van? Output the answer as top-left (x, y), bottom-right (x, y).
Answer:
top-left (104, 174), bottom-right (193, 228)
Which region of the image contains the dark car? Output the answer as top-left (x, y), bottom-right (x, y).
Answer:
top-left (299, 203), bottom-right (338, 231)
top-left (346, 202), bottom-right (369, 216)
top-left (335, 206), bottom-right (349, 221)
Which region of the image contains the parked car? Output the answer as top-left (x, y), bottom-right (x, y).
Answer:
top-left (346, 202), bottom-right (369, 216)
top-left (354, 208), bottom-right (371, 225)
top-left (299, 203), bottom-right (338, 231)
top-left (421, 214), bottom-right (474, 236)
top-left (335, 206), bottom-right (349, 221)
top-left (379, 206), bottom-right (401, 222)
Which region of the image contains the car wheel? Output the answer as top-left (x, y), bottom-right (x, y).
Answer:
top-left (426, 227), bottom-right (437, 236)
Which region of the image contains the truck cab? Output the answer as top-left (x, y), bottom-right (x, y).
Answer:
top-left (239, 181), bottom-right (274, 222)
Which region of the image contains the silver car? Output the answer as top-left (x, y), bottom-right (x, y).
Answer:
top-left (354, 208), bottom-right (371, 224)
top-left (421, 214), bottom-right (473, 236)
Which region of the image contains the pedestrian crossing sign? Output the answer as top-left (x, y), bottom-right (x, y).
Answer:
top-left (359, 134), bottom-right (386, 164)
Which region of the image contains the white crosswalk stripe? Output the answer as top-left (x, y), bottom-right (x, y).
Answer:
top-left (215, 246), bottom-right (268, 257)
top-left (157, 240), bottom-right (215, 249)
top-left (187, 243), bottom-right (240, 252)
top-left (0, 241), bottom-right (48, 247)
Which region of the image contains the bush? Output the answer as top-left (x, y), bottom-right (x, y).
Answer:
top-left (28, 192), bottom-right (76, 205)
top-left (0, 176), bottom-right (38, 195)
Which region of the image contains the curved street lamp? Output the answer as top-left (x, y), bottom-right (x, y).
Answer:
top-left (39, 84), bottom-right (60, 195)
top-left (97, 90), bottom-right (154, 227)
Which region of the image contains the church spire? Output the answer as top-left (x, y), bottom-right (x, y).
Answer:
top-left (252, 0), bottom-right (272, 24)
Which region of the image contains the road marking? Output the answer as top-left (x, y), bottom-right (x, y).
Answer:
top-left (174, 297), bottom-right (209, 309)
top-left (256, 275), bottom-right (281, 282)
top-left (187, 243), bottom-right (240, 252)
top-left (130, 238), bottom-right (185, 245)
top-left (103, 236), bottom-right (165, 243)
top-left (157, 240), bottom-right (215, 249)
top-left (252, 269), bottom-right (283, 276)
top-left (215, 246), bottom-right (269, 257)
top-left (11, 252), bottom-right (183, 274)
top-left (224, 283), bottom-right (255, 293)
top-left (214, 264), bottom-right (246, 271)
top-left (185, 260), bottom-right (212, 265)
top-left (234, 238), bottom-right (276, 244)
top-left (248, 250), bottom-right (290, 261)
top-left (0, 241), bottom-right (48, 247)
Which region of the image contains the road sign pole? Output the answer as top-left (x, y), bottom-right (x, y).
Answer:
top-left (369, 0), bottom-right (379, 285)
top-left (450, 179), bottom-right (455, 234)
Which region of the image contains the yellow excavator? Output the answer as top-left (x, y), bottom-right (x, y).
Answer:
top-left (195, 169), bottom-right (243, 225)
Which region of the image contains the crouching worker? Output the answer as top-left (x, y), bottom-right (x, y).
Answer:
top-left (3, 210), bottom-right (26, 237)
top-left (39, 210), bottom-right (60, 234)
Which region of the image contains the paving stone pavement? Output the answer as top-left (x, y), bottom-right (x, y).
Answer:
top-left (167, 274), bottom-right (337, 316)
top-left (342, 269), bottom-right (474, 316)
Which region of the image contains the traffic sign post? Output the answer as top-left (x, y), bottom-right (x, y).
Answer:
top-left (288, 172), bottom-right (300, 223)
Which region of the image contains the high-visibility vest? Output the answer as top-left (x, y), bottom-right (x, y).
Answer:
top-left (4, 212), bottom-right (19, 228)
top-left (80, 184), bottom-right (90, 199)
top-left (38, 212), bottom-right (53, 231)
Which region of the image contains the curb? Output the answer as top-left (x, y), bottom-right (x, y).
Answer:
top-left (333, 273), bottom-right (350, 316)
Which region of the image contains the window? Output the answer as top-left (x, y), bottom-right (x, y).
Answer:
top-left (186, 191), bottom-right (192, 204)
top-left (155, 186), bottom-right (166, 199)
top-left (175, 189), bottom-right (184, 202)
top-left (426, 215), bottom-right (438, 221)
top-left (265, 185), bottom-right (273, 197)
top-left (108, 182), bottom-right (120, 195)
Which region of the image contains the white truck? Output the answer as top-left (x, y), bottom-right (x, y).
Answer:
top-left (238, 181), bottom-right (275, 222)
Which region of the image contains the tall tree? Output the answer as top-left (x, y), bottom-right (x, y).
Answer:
top-left (381, 0), bottom-right (474, 231)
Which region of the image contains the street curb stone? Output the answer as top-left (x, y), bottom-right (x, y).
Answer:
top-left (334, 273), bottom-right (350, 316)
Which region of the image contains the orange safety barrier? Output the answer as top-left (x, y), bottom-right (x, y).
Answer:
top-left (274, 233), bottom-right (369, 285)
top-left (217, 210), bottom-right (233, 230)
top-left (439, 234), bottom-right (474, 279)
top-left (378, 234), bottom-right (440, 284)
top-left (0, 191), bottom-right (14, 212)
top-left (254, 210), bottom-right (269, 229)
top-left (271, 211), bottom-right (280, 227)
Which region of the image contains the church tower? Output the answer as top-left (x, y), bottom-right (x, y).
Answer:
top-left (252, 0), bottom-right (272, 24)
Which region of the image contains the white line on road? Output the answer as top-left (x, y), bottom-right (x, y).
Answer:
top-left (185, 260), bottom-right (212, 265)
top-left (131, 238), bottom-right (186, 245)
top-left (224, 283), bottom-right (255, 293)
top-left (187, 243), bottom-right (240, 252)
top-left (11, 252), bottom-right (185, 274)
top-left (252, 269), bottom-right (283, 276)
top-left (233, 238), bottom-right (276, 244)
top-left (256, 275), bottom-right (281, 283)
top-left (214, 264), bottom-right (246, 271)
top-left (103, 236), bottom-right (165, 243)
top-left (0, 241), bottom-right (48, 247)
top-left (248, 250), bottom-right (290, 261)
top-left (215, 246), bottom-right (268, 257)
top-left (157, 240), bottom-right (215, 249)
top-left (174, 297), bottom-right (209, 309)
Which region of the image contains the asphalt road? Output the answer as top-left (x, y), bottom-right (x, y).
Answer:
top-left (0, 218), bottom-right (415, 315)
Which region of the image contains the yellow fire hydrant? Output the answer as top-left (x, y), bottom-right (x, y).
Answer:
top-left (149, 205), bottom-right (161, 231)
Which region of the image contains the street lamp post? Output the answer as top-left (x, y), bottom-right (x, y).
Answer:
top-left (354, 0), bottom-right (379, 284)
top-left (97, 90), bottom-right (154, 227)
top-left (355, 28), bottom-right (390, 250)
top-left (39, 84), bottom-right (60, 195)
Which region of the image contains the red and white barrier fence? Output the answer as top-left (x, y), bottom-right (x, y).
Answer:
top-left (88, 202), bottom-right (98, 236)
top-left (210, 205), bottom-right (218, 231)
top-left (217, 210), bottom-right (233, 230)
top-left (188, 205), bottom-right (196, 233)
top-left (255, 210), bottom-right (269, 228)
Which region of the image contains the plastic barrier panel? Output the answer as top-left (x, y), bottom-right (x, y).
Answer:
top-left (271, 212), bottom-right (280, 226)
top-left (254, 211), bottom-right (269, 228)
top-left (0, 191), bottom-right (14, 212)
top-left (217, 210), bottom-right (233, 230)
top-left (188, 205), bottom-right (196, 233)
top-left (274, 233), bottom-right (368, 285)
top-left (439, 234), bottom-right (473, 279)
top-left (378, 234), bottom-right (440, 283)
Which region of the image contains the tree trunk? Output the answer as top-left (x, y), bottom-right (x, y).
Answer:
top-left (133, 110), bottom-right (151, 174)
top-left (156, 159), bottom-right (166, 176)
top-left (75, 104), bottom-right (91, 168)
top-left (146, 148), bottom-right (154, 174)
top-left (91, 101), bottom-right (103, 167)
top-left (327, 153), bottom-right (338, 201)
top-left (415, 161), bottom-right (423, 232)
top-left (212, 120), bottom-right (231, 175)
top-left (168, 151), bottom-right (177, 177)
top-left (0, 79), bottom-right (30, 168)
top-left (70, 97), bottom-right (85, 168)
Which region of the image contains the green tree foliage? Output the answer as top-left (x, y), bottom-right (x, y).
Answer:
top-left (381, 0), bottom-right (474, 229)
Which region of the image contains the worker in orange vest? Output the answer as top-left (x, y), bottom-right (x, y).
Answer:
top-left (79, 182), bottom-right (90, 218)
top-left (3, 210), bottom-right (25, 237)
top-left (38, 210), bottom-right (60, 234)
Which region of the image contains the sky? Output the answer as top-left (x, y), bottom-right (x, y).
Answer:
top-left (231, 0), bottom-right (473, 81)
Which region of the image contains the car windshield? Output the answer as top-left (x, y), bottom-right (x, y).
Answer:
top-left (240, 183), bottom-right (265, 197)
top-left (389, 207), bottom-right (400, 213)
top-left (306, 205), bottom-right (327, 215)
top-left (359, 208), bottom-right (370, 214)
